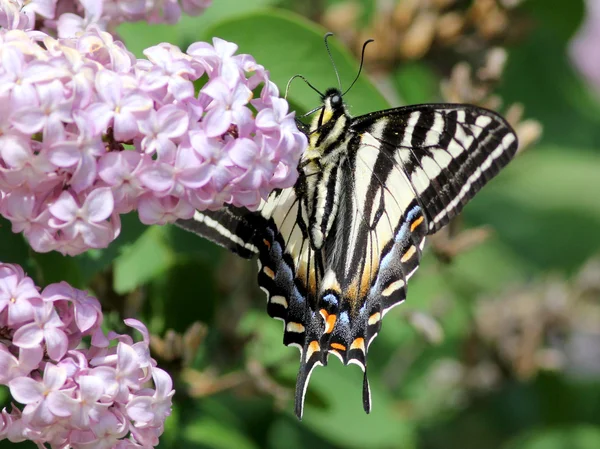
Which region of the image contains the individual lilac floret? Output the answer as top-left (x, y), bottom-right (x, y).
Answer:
top-left (0, 262), bottom-right (174, 448)
top-left (0, 27), bottom-right (307, 255)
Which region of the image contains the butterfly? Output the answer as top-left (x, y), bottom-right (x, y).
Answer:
top-left (176, 36), bottom-right (518, 419)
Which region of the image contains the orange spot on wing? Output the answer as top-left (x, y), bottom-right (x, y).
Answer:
top-left (319, 309), bottom-right (337, 334)
top-left (350, 337), bottom-right (365, 352)
top-left (326, 314), bottom-right (336, 334)
top-left (330, 343), bottom-right (346, 351)
top-left (306, 340), bottom-right (321, 360)
top-left (410, 215), bottom-right (424, 232)
top-left (262, 239), bottom-right (271, 249)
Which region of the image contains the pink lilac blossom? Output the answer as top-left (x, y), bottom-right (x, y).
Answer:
top-left (570, 0), bottom-right (600, 91)
top-left (0, 263), bottom-right (174, 447)
top-left (0, 26), bottom-right (307, 255)
top-left (0, 0), bottom-right (212, 36)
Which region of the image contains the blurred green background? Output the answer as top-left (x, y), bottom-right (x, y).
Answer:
top-left (3, 0), bottom-right (600, 448)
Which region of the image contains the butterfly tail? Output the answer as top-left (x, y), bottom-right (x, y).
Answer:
top-left (363, 368), bottom-right (372, 414)
top-left (294, 310), bottom-right (327, 419)
top-left (294, 344), bottom-right (323, 420)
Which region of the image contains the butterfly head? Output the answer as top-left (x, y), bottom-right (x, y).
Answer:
top-left (309, 88), bottom-right (348, 138)
top-left (324, 88), bottom-right (343, 110)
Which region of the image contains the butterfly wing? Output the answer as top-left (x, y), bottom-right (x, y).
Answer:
top-left (176, 102), bottom-right (518, 419)
top-left (176, 206), bottom-right (260, 259)
top-left (177, 189), bottom-right (329, 419)
top-left (311, 104), bottom-right (518, 413)
top-left (350, 104), bottom-right (518, 233)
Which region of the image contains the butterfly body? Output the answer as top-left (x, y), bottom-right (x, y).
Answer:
top-left (177, 87), bottom-right (518, 419)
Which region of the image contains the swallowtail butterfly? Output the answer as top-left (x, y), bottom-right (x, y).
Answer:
top-left (177, 36), bottom-right (518, 419)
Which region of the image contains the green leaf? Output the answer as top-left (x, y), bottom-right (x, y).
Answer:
top-left (0, 216), bottom-right (35, 274)
top-left (393, 61), bottom-right (440, 105)
top-left (499, 0), bottom-right (600, 149)
top-left (165, 223), bottom-right (224, 264)
top-left (297, 360), bottom-right (416, 449)
top-left (183, 417), bottom-right (260, 449)
top-left (74, 212), bottom-right (148, 283)
top-left (32, 251), bottom-right (84, 288)
top-left (505, 426), bottom-right (600, 449)
top-left (465, 146), bottom-right (600, 273)
top-left (267, 417), bottom-right (338, 449)
top-left (149, 258), bottom-right (218, 331)
top-left (240, 310), bottom-right (294, 366)
top-left (524, 0), bottom-right (585, 42)
top-left (203, 9), bottom-right (389, 115)
top-left (118, 0), bottom-right (280, 58)
top-left (113, 226), bottom-right (175, 294)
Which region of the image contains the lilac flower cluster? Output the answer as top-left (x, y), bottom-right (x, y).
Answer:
top-left (0, 26), bottom-right (307, 255)
top-left (1, 0), bottom-right (212, 35)
top-left (0, 263), bottom-right (174, 448)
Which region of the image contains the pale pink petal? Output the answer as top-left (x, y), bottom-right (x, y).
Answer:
top-left (47, 141), bottom-right (81, 167)
top-left (7, 299), bottom-right (35, 326)
top-left (121, 92), bottom-right (153, 113)
top-left (44, 364), bottom-right (67, 391)
top-left (8, 377), bottom-right (43, 404)
top-left (79, 221), bottom-right (113, 247)
top-left (44, 328), bottom-right (68, 360)
top-left (10, 108), bottom-right (46, 134)
top-left (49, 191), bottom-right (79, 222)
top-left (113, 110), bottom-right (140, 141)
top-left (47, 390), bottom-right (78, 417)
top-left (95, 70), bottom-right (121, 106)
top-left (168, 75), bottom-right (194, 100)
top-left (152, 368), bottom-right (174, 398)
top-left (158, 107), bottom-right (188, 137)
top-left (203, 107), bottom-right (230, 137)
top-left (0, 135), bottom-right (32, 168)
top-left (79, 375), bottom-right (105, 402)
top-left (138, 163), bottom-right (173, 193)
top-left (116, 343), bottom-right (139, 374)
top-left (126, 396), bottom-right (153, 422)
top-left (82, 187), bottom-right (114, 222)
top-left (12, 323), bottom-right (44, 348)
top-left (85, 102), bottom-right (113, 132)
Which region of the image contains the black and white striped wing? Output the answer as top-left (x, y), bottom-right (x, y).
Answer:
top-left (176, 206), bottom-right (260, 259)
top-left (310, 104), bottom-right (518, 413)
top-left (176, 188), bottom-right (329, 405)
top-left (350, 104), bottom-right (518, 234)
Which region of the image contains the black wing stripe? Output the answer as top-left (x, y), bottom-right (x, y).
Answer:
top-left (175, 209), bottom-right (259, 259)
top-left (429, 118), bottom-right (516, 231)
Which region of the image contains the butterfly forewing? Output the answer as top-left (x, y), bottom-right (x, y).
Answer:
top-left (351, 104), bottom-right (517, 233)
top-left (176, 89), bottom-right (518, 420)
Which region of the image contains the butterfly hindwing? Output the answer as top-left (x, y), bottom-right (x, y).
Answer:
top-left (254, 188), bottom-right (332, 418)
top-left (314, 116), bottom-right (431, 414)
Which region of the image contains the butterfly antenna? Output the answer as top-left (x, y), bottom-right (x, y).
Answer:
top-left (285, 74), bottom-right (324, 99)
top-left (324, 32), bottom-right (342, 91)
top-left (299, 105), bottom-right (324, 119)
top-left (342, 38), bottom-right (374, 97)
